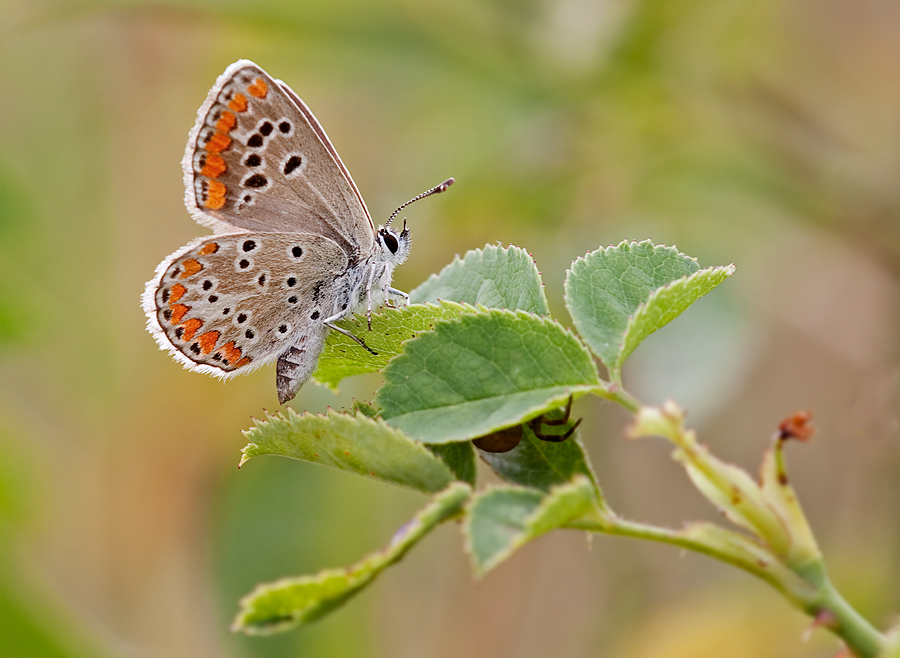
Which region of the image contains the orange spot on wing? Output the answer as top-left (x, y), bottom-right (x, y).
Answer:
top-left (247, 78), bottom-right (268, 98)
top-left (219, 341), bottom-right (242, 364)
top-left (179, 258), bottom-right (202, 278)
top-left (216, 111), bottom-right (236, 132)
top-left (198, 242), bottom-right (219, 255)
top-left (201, 153), bottom-right (226, 178)
top-left (205, 132), bottom-right (231, 153)
top-left (168, 283), bottom-right (187, 303)
top-left (198, 331), bottom-right (220, 354)
top-left (235, 356), bottom-right (252, 368)
top-left (229, 93), bottom-right (248, 113)
top-left (205, 180), bottom-right (226, 210)
top-left (181, 318), bottom-right (204, 341)
top-left (169, 304), bottom-right (189, 324)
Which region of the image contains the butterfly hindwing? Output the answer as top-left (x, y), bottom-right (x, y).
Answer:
top-left (143, 232), bottom-right (349, 379)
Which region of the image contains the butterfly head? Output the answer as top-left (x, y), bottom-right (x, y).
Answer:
top-left (377, 222), bottom-right (411, 266)
top-left (377, 178), bottom-right (453, 267)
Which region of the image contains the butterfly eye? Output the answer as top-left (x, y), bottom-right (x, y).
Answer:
top-left (381, 231), bottom-right (399, 254)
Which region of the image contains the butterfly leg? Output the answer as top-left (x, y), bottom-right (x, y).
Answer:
top-left (323, 312), bottom-right (378, 356)
top-left (364, 264), bottom-right (378, 330)
top-left (386, 287), bottom-right (409, 307)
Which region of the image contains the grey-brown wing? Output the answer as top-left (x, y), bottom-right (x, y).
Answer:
top-left (143, 231), bottom-right (348, 382)
top-left (182, 60), bottom-right (375, 258)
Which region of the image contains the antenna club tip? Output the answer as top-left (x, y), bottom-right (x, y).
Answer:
top-left (386, 177), bottom-right (455, 226)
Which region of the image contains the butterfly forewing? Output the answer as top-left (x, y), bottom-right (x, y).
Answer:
top-left (276, 82), bottom-right (370, 221)
top-left (146, 232), bottom-right (348, 378)
top-left (183, 60), bottom-right (374, 257)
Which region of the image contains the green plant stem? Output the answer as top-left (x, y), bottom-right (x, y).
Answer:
top-left (570, 514), bottom-right (814, 601)
top-left (801, 568), bottom-right (887, 658)
top-left (570, 513), bottom-right (887, 657)
top-left (593, 382), bottom-right (640, 413)
top-left (592, 376), bottom-right (885, 654)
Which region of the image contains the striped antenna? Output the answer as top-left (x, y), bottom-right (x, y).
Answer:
top-left (385, 178), bottom-right (455, 228)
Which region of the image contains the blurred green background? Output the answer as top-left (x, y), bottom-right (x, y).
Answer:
top-left (1, 0), bottom-right (898, 656)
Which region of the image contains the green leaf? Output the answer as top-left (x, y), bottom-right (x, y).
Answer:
top-left (617, 264), bottom-right (735, 371)
top-left (377, 309), bottom-right (600, 444)
top-left (240, 409), bottom-right (455, 494)
top-left (350, 398), bottom-right (380, 418)
top-left (477, 422), bottom-right (596, 492)
top-left (465, 488), bottom-right (544, 574)
top-left (410, 244), bottom-right (550, 315)
top-left (233, 483), bottom-right (471, 634)
top-left (427, 442), bottom-right (477, 486)
top-left (464, 477), bottom-right (600, 576)
top-left (313, 302), bottom-right (471, 389)
top-left (564, 240), bottom-right (734, 378)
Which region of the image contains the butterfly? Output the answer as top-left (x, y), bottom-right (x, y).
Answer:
top-left (142, 60), bottom-right (453, 403)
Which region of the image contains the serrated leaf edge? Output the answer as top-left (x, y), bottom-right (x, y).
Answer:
top-left (463, 477), bottom-right (600, 578)
top-left (239, 407), bottom-right (456, 488)
top-left (563, 239), bottom-right (700, 290)
top-left (462, 484), bottom-right (545, 578)
top-left (614, 263), bottom-right (736, 372)
top-left (383, 306), bottom-right (601, 394)
top-left (562, 239), bottom-right (702, 369)
top-left (377, 308), bottom-right (602, 438)
top-left (314, 301), bottom-right (483, 390)
top-left (411, 243), bottom-right (550, 315)
top-left (233, 482), bottom-right (471, 634)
